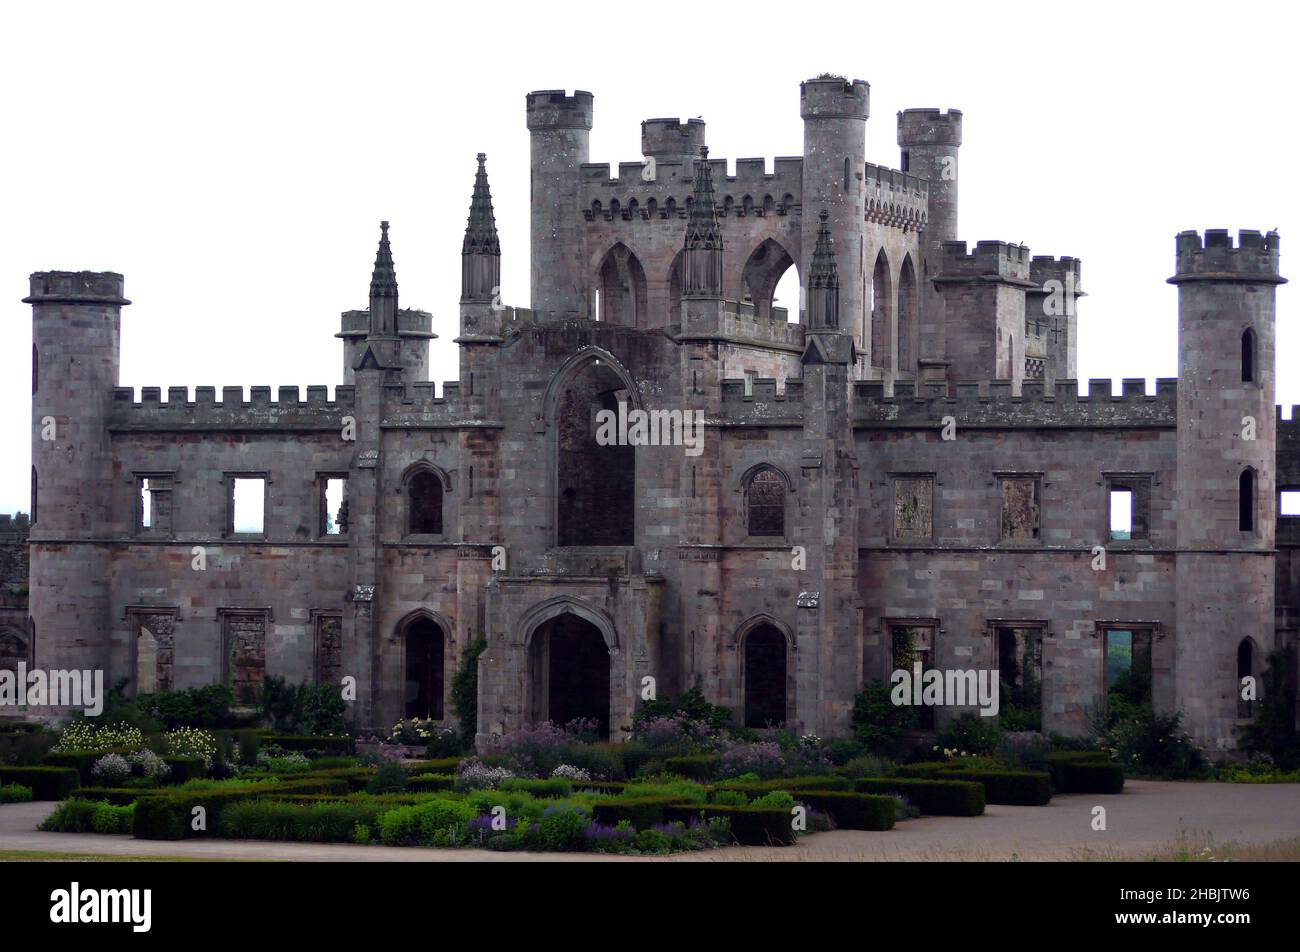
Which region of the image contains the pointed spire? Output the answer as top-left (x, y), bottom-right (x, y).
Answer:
top-left (683, 147), bottom-right (723, 299)
top-left (369, 220), bottom-right (398, 337)
top-left (807, 210), bottom-right (839, 329)
top-left (684, 146), bottom-right (722, 252)
top-left (462, 153), bottom-right (501, 256)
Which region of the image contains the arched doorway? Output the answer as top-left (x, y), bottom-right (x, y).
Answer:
top-left (403, 616), bottom-right (445, 719)
top-left (528, 612), bottom-right (611, 737)
top-left (744, 623), bottom-right (788, 728)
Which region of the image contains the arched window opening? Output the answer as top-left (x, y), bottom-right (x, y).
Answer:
top-left (741, 239), bottom-right (798, 323)
top-left (746, 467), bottom-right (786, 537)
top-left (1237, 638), bottom-right (1256, 718)
top-left (1241, 328), bottom-right (1256, 383)
top-left (744, 623), bottom-right (787, 728)
top-left (408, 470), bottom-right (444, 535)
top-left (403, 616), bottom-right (445, 719)
top-left (1239, 469), bottom-right (1255, 533)
top-left (870, 249), bottom-right (893, 370)
top-left (897, 256), bottom-right (917, 373)
top-left (596, 244), bottom-right (648, 328)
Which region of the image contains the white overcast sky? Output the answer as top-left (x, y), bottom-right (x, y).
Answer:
top-left (2, 1), bottom-right (1296, 514)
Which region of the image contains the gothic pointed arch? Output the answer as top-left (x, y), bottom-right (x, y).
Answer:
top-left (741, 238), bottom-right (798, 322)
top-left (594, 242), bottom-right (649, 326)
top-left (870, 247), bottom-right (893, 370)
top-left (897, 253), bottom-right (917, 373)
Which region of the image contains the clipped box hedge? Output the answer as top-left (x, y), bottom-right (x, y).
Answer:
top-left (0, 765), bottom-right (79, 800)
top-left (662, 755), bottom-right (722, 781)
top-left (1047, 751), bottom-right (1124, 794)
top-left (42, 748), bottom-right (137, 784)
top-left (591, 795), bottom-right (681, 829)
top-left (162, 756), bottom-right (207, 784)
top-left (262, 735), bottom-right (354, 754)
top-left (133, 777), bottom-right (350, 840)
top-left (407, 773), bottom-right (457, 793)
top-left (853, 777), bottom-right (985, 816)
top-left (69, 787), bottom-right (159, 806)
top-left (895, 766), bottom-right (1052, 806)
top-left (713, 775), bottom-right (852, 795)
top-left (571, 779), bottom-right (626, 794)
top-left (663, 804), bottom-right (797, 846)
top-left (219, 799), bottom-right (384, 842)
top-left (791, 791), bottom-right (895, 831)
top-left (499, 777), bottom-right (571, 798)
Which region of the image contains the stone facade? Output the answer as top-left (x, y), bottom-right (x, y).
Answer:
top-left (15, 76), bottom-right (1298, 753)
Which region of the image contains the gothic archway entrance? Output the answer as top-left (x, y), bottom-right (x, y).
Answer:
top-left (743, 623), bottom-right (788, 728)
top-left (402, 616), bottom-right (445, 719)
top-left (528, 611), bottom-right (611, 737)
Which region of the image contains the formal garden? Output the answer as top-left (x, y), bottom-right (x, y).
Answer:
top-left (0, 645), bottom-right (1296, 855)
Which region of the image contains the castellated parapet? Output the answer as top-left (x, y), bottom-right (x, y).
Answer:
top-left (1170, 228), bottom-right (1284, 283)
top-left (936, 240), bottom-right (1033, 284)
top-left (641, 118), bottom-right (706, 165)
top-left (525, 89), bottom-right (593, 130)
top-left (896, 108), bottom-right (964, 147)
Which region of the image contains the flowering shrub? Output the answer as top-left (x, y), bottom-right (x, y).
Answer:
top-left (90, 753), bottom-right (132, 785)
top-left (716, 741), bottom-right (784, 780)
top-left (627, 715), bottom-right (721, 754)
top-left (551, 764), bottom-right (591, 782)
top-left (54, 722), bottom-right (144, 753)
top-left (783, 733), bottom-right (832, 775)
top-left (496, 720), bottom-right (598, 777)
top-left (455, 757), bottom-right (514, 791)
top-left (258, 749), bottom-right (312, 772)
top-left (998, 731), bottom-right (1052, 772)
top-left (127, 749), bottom-right (172, 783)
top-left (389, 717), bottom-right (440, 745)
top-left (164, 727), bottom-right (218, 767)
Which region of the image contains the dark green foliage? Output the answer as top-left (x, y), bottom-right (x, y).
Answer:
top-left (365, 761), bottom-right (409, 795)
top-left (936, 712), bottom-right (1005, 755)
top-left (499, 777), bottom-right (571, 798)
top-left (43, 748), bottom-right (136, 784)
top-left (259, 677), bottom-right (349, 736)
top-left (895, 763), bottom-right (1052, 805)
top-left (132, 778), bottom-right (350, 839)
top-left (537, 804), bottom-right (589, 851)
top-left (406, 773), bottom-right (456, 793)
top-left (220, 800), bottom-right (385, 842)
top-left (851, 679), bottom-right (917, 755)
top-left (69, 787), bottom-right (150, 806)
top-left (825, 738), bottom-right (865, 766)
top-left (662, 804), bottom-right (796, 846)
top-left (569, 779), bottom-right (627, 794)
top-left (853, 777), bottom-right (985, 816)
top-left (419, 756), bottom-right (465, 774)
top-left (791, 791), bottom-right (895, 830)
top-left (0, 783), bottom-right (34, 803)
top-left (0, 765), bottom-right (79, 799)
top-left (262, 734), bottom-right (353, 754)
top-left (1092, 708), bottom-right (1206, 778)
top-left (713, 775), bottom-right (852, 795)
top-left (1238, 646), bottom-right (1300, 770)
top-left (451, 636), bottom-right (488, 748)
top-left (1047, 750), bottom-right (1122, 793)
top-left (0, 726), bottom-right (56, 765)
top-left (98, 683), bottom-right (240, 731)
top-left (41, 798), bottom-right (134, 834)
top-left (162, 756), bottom-right (206, 784)
top-left (662, 754), bottom-right (721, 781)
top-left (632, 684), bottom-right (735, 731)
top-left (591, 796), bottom-right (679, 828)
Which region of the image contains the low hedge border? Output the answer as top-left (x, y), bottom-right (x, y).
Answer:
top-left (69, 787), bottom-right (162, 806)
top-left (262, 735), bottom-right (354, 754)
top-left (499, 777), bottom-right (571, 798)
top-left (591, 796), bottom-right (682, 829)
top-left (572, 780), bottom-right (627, 794)
top-left (662, 755), bottom-right (722, 781)
top-left (132, 778), bottom-right (350, 839)
top-left (791, 791), bottom-right (895, 831)
top-left (713, 775), bottom-right (852, 794)
top-left (407, 773), bottom-right (456, 793)
top-left (662, 804), bottom-right (797, 846)
top-left (853, 777), bottom-right (985, 816)
top-left (0, 765), bottom-right (79, 800)
top-left (163, 756), bottom-right (207, 785)
top-left (219, 799), bottom-right (383, 842)
top-left (895, 764), bottom-right (1052, 806)
top-left (1047, 751), bottom-right (1124, 794)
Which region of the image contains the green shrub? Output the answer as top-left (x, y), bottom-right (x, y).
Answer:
top-left (851, 679), bottom-right (917, 756)
top-left (621, 779), bottom-right (708, 803)
top-left (792, 791), bottom-right (895, 830)
top-left (1238, 646), bottom-right (1300, 770)
top-left (144, 685), bottom-right (238, 729)
top-left (708, 789), bottom-right (749, 806)
top-left (220, 800), bottom-right (384, 842)
top-left (662, 754), bottom-right (721, 781)
top-left (0, 765), bottom-right (79, 800)
top-left (0, 783), bottom-right (34, 803)
top-left (936, 713), bottom-right (1005, 755)
top-left (69, 787), bottom-right (157, 806)
top-left (750, 790), bottom-right (795, 809)
top-left (896, 764), bottom-right (1052, 805)
top-left (853, 777), bottom-right (984, 816)
top-left (713, 775), bottom-right (852, 795)
top-left (42, 748), bottom-right (137, 784)
top-left (632, 685), bottom-right (735, 733)
top-left (840, 754), bottom-right (895, 778)
top-left (377, 798), bottom-right (476, 846)
top-left (407, 773), bottom-right (456, 793)
top-left (162, 756), bottom-right (206, 784)
top-left (365, 762), bottom-right (409, 795)
top-left (259, 676), bottom-right (349, 736)
top-left (825, 738), bottom-right (865, 766)
top-left (451, 636), bottom-right (488, 749)
top-left (417, 756), bottom-right (465, 774)
top-left (591, 796), bottom-right (680, 829)
top-left (132, 778), bottom-right (349, 839)
top-left (663, 804), bottom-right (796, 846)
top-left (538, 804), bottom-right (589, 851)
top-left (0, 726), bottom-right (56, 765)
top-left (569, 779), bottom-right (627, 794)
top-left (39, 798), bottom-right (98, 832)
top-left (499, 777), bottom-right (571, 798)
top-left (1047, 752), bottom-right (1124, 794)
top-left (262, 735), bottom-right (353, 754)
top-left (91, 801), bottom-right (135, 834)
top-left (1092, 708), bottom-right (1206, 779)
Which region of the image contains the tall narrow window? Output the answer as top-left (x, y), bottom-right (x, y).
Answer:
top-left (1241, 328), bottom-right (1256, 383)
top-left (746, 467), bottom-right (785, 537)
top-left (408, 470), bottom-right (444, 535)
top-left (138, 475), bottom-right (174, 536)
top-left (320, 476), bottom-right (348, 536)
top-left (1239, 469), bottom-right (1255, 533)
top-left (1237, 639), bottom-right (1256, 718)
top-left (229, 476), bottom-right (266, 535)
top-left (999, 476), bottom-right (1042, 542)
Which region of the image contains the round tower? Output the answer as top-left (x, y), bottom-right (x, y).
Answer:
top-left (526, 89), bottom-right (593, 318)
top-left (640, 118), bottom-right (706, 167)
top-left (24, 271), bottom-right (127, 677)
top-left (800, 76), bottom-right (869, 344)
top-left (897, 108), bottom-right (963, 365)
top-left (1169, 229), bottom-right (1285, 750)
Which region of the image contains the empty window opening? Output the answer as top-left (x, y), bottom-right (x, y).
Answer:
top-left (1110, 489), bottom-right (1132, 540)
top-left (556, 365), bottom-right (635, 547)
top-left (1241, 328), bottom-right (1256, 383)
top-left (403, 616), bottom-right (445, 720)
top-left (999, 477), bottom-right (1041, 541)
top-left (1281, 490), bottom-right (1300, 517)
top-left (1104, 628), bottom-right (1153, 712)
top-left (744, 623), bottom-right (787, 728)
top-left (230, 478), bottom-right (265, 534)
top-left (1240, 469), bottom-right (1256, 532)
top-left (1237, 639), bottom-right (1256, 719)
top-left (891, 624), bottom-right (936, 730)
top-left (321, 477), bottom-right (348, 536)
top-left (996, 626), bottom-right (1043, 731)
top-left (746, 468), bottom-right (785, 537)
top-left (139, 476), bottom-right (174, 535)
top-left (408, 470), bottom-right (444, 535)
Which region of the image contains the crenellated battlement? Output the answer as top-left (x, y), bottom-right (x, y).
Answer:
top-left (852, 377), bottom-right (1178, 428)
top-left (24, 270), bottom-right (130, 306)
top-left (800, 76), bottom-right (870, 120)
top-left (1029, 255), bottom-right (1083, 290)
top-left (1170, 229), bottom-right (1285, 284)
top-left (864, 162), bottom-right (929, 229)
top-left (580, 157), bottom-right (803, 221)
top-left (108, 385), bottom-right (357, 431)
top-left (0, 513), bottom-right (31, 541)
top-left (641, 118), bottom-right (706, 162)
top-left (897, 108), bottom-right (963, 147)
top-left (936, 240), bottom-right (1033, 284)
top-left (721, 377), bottom-right (805, 421)
top-left (525, 89), bottom-right (593, 131)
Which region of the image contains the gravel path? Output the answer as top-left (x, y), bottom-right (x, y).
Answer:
top-left (2, 780), bottom-right (1296, 862)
